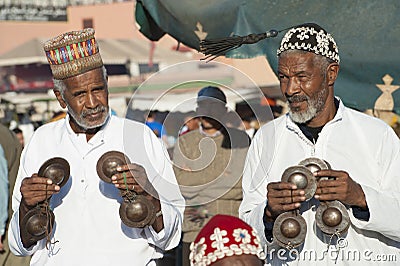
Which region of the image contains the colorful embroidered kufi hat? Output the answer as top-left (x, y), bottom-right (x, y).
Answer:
top-left (43, 28), bottom-right (103, 80)
top-left (189, 215), bottom-right (266, 266)
top-left (277, 23), bottom-right (340, 63)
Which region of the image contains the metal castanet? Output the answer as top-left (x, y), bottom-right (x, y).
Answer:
top-left (21, 205), bottom-right (55, 243)
top-left (298, 157), bottom-right (330, 174)
top-left (119, 195), bottom-right (156, 228)
top-left (96, 151), bottom-right (156, 228)
top-left (281, 165), bottom-right (316, 201)
top-left (21, 157), bottom-right (70, 243)
top-left (272, 165), bottom-right (312, 249)
top-left (315, 200), bottom-right (350, 236)
top-left (299, 158), bottom-right (351, 236)
top-left (273, 211), bottom-right (307, 249)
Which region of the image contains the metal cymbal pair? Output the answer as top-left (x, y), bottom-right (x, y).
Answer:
top-left (273, 158), bottom-right (350, 249)
top-left (21, 157), bottom-right (70, 243)
top-left (299, 157), bottom-right (350, 236)
top-left (272, 160), bottom-right (315, 249)
top-left (273, 211), bottom-right (307, 249)
top-left (96, 151), bottom-right (156, 228)
top-left (282, 157), bottom-right (333, 200)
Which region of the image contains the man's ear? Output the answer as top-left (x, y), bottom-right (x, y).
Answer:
top-left (327, 63), bottom-right (340, 86)
top-left (53, 89), bottom-right (67, 109)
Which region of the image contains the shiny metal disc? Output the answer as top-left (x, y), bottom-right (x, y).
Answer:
top-left (315, 200), bottom-right (350, 235)
top-left (298, 157), bottom-right (330, 173)
top-left (281, 165), bottom-right (316, 200)
top-left (119, 195), bottom-right (156, 228)
top-left (38, 157), bottom-right (70, 187)
top-left (96, 151), bottom-right (131, 183)
top-left (299, 157), bottom-right (334, 181)
top-left (273, 212), bottom-right (307, 249)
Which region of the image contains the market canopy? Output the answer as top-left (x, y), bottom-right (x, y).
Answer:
top-left (136, 0), bottom-right (400, 114)
top-left (128, 60), bottom-right (268, 112)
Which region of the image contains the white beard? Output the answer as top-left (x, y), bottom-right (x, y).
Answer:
top-left (67, 105), bottom-right (109, 130)
top-left (288, 85), bottom-right (328, 124)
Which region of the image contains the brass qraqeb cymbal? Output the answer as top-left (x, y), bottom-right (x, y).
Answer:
top-left (119, 195), bottom-right (156, 228)
top-left (96, 151), bottom-right (131, 183)
top-left (298, 157), bottom-right (334, 181)
top-left (315, 200), bottom-right (350, 235)
top-left (281, 165), bottom-right (316, 201)
top-left (273, 212), bottom-right (307, 249)
top-left (38, 157), bottom-right (70, 188)
top-left (20, 206), bottom-right (55, 243)
top-left (298, 157), bottom-right (330, 173)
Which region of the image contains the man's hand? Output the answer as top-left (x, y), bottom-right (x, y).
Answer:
top-left (111, 163), bottom-right (163, 232)
top-left (265, 182), bottom-right (306, 222)
top-left (314, 170), bottom-right (367, 209)
top-left (20, 174), bottom-right (60, 208)
top-left (19, 174), bottom-right (60, 248)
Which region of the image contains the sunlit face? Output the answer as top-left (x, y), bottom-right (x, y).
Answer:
top-left (184, 116), bottom-right (200, 131)
top-left (55, 68), bottom-right (109, 132)
top-left (278, 51), bottom-right (330, 124)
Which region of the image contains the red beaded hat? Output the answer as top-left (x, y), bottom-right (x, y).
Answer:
top-left (43, 28), bottom-right (103, 80)
top-left (189, 215), bottom-right (266, 266)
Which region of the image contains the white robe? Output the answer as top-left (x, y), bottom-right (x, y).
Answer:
top-left (8, 114), bottom-right (184, 266)
top-left (239, 100), bottom-right (400, 265)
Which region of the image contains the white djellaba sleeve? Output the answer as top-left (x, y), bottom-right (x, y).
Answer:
top-left (239, 129), bottom-right (272, 247)
top-left (8, 144), bottom-right (42, 256)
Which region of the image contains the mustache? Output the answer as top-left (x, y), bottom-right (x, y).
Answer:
top-left (286, 94), bottom-right (308, 103)
top-left (81, 106), bottom-right (107, 117)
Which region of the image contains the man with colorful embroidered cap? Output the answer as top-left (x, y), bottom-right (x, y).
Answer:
top-left (8, 28), bottom-right (184, 265)
top-left (189, 214), bottom-right (265, 265)
top-left (239, 23), bottom-right (400, 264)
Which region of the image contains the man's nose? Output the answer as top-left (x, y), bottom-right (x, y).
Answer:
top-left (284, 78), bottom-right (301, 97)
top-left (85, 93), bottom-right (98, 108)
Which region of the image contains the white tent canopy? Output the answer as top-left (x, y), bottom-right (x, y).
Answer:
top-left (127, 61), bottom-right (266, 113)
top-left (129, 87), bottom-right (261, 113)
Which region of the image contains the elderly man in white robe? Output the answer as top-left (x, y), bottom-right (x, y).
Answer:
top-left (8, 28), bottom-right (184, 266)
top-left (239, 23), bottom-right (400, 265)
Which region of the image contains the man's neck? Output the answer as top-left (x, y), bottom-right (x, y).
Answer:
top-left (69, 118), bottom-right (103, 142)
top-left (306, 97), bottom-right (338, 127)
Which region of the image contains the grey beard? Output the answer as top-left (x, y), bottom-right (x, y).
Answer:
top-left (289, 104), bottom-right (318, 124)
top-left (67, 105), bottom-right (108, 130)
top-left (288, 86), bottom-right (328, 124)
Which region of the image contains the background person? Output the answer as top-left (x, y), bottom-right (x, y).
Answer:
top-left (173, 86), bottom-right (250, 265)
top-left (0, 145), bottom-right (8, 253)
top-left (0, 123), bottom-right (28, 266)
top-left (12, 127), bottom-right (25, 149)
top-left (179, 112), bottom-right (200, 136)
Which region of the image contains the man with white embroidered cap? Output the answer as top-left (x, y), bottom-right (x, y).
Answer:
top-left (8, 28), bottom-right (184, 265)
top-left (238, 23), bottom-right (400, 264)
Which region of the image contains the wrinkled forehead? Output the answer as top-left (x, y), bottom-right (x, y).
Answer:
top-left (63, 67), bottom-right (106, 89)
